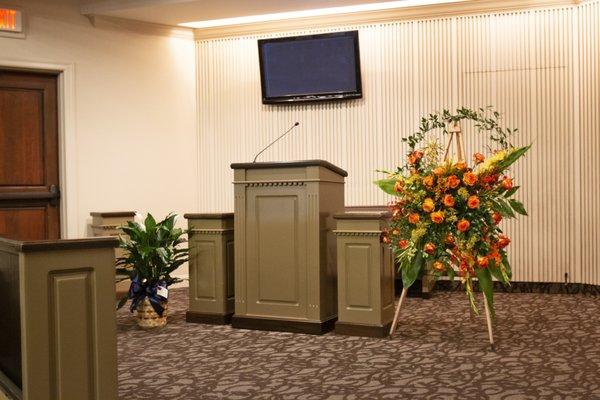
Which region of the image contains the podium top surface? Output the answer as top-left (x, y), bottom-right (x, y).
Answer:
top-left (231, 159), bottom-right (347, 177)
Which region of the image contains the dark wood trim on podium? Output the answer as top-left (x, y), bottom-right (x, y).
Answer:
top-left (335, 321), bottom-right (392, 338)
top-left (231, 159), bottom-right (348, 177)
top-left (186, 311), bottom-right (234, 325)
top-left (231, 315), bottom-right (337, 335)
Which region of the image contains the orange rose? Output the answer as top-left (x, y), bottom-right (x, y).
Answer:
top-left (424, 242), bottom-right (436, 254)
top-left (477, 256), bottom-right (489, 268)
top-left (422, 198), bottom-right (435, 213)
top-left (408, 213), bottom-right (420, 224)
top-left (463, 172), bottom-right (478, 186)
top-left (489, 249), bottom-right (502, 264)
top-left (433, 166), bottom-right (445, 176)
top-left (497, 234), bottom-right (511, 248)
top-left (398, 239), bottom-right (409, 249)
top-left (430, 211), bottom-right (444, 224)
top-left (457, 219), bottom-right (471, 232)
top-left (502, 176), bottom-right (513, 190)
top-left (408, 151), bottom-right (424, 165)
top-left (423, 175), bottom-right (435, 187)
top-left (455, 160), bottom-right (467, 171)
top-left (393, 180), bottom-right (403, 193)
top-left (467, 195), bottom-right (480, 209)
top-left (473, 153), bottom-right (485, 164)
top-left (445, 233), bottom-right (455, 245)
top-left (446, 175), bottom-right (460, 189)
top-left (432, 261), bottom-right (445, 272)
top-left (492, 212), bottom-right (502, 225)
top-left (443, 194), bottom-right (455, 207)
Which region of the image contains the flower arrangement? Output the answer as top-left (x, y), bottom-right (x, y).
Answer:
top-left (376, 107), bottom-right (530, 314)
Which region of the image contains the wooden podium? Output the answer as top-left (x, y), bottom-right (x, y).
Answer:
top-left (230, 160), bottom-right (346, 334)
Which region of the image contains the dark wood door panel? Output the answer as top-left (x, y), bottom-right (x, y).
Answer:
top-left (0, 70), bottom-right (60, 240)
top-left (0, 88), bottom-right (44, 186)
top-left (0, 207), bottom-right (47, 240)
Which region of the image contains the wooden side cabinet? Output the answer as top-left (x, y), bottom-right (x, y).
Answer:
top-left (333, 212), bottom-right (395, 338)
top-left (184, 213), bottom-right (235, 324)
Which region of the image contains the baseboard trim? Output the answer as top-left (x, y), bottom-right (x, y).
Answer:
top-left (335, 321), bottom-right (391, 338)
top-left (435, 280), bottom-right (600, 295)
top-left (186, 311), bottom-right (233, 325)
top-left (231, 315), bottom-right (337, 335)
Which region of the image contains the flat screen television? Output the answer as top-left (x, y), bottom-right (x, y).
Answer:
top-left (258, 31), bottom-right (362, 104)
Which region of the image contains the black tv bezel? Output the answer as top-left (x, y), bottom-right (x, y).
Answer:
top-left (258, 30), bottom-right (363, 105)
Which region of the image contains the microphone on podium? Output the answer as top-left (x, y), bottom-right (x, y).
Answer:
top-left (252, 122), bottom-right (300, 163)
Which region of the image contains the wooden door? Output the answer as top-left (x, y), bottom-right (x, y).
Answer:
top-left (0, 70), bottom-right (60, 240)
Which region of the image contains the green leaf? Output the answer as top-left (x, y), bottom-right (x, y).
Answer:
top-left (475, 267), bottom-right (494, 315)
top-left (508, 199), bottom-right (528, 216)
top-left (502, 253), bottom-right (513, 280)
top-left (446, 266), bottom-right (456, 281)
top-left (402, 251), bottom-right (424, 289)
top-left (497, 144), bottom-right (531, 171)
top-left (503, 186), bottom-right (519, 198)
top-left (374, 178), bottom-right (399, 196)
top-left (488, 259), bottom-right (507, 284)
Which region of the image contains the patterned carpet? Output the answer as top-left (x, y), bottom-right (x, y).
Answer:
top-left (117, 288), bottom-right (600, 400)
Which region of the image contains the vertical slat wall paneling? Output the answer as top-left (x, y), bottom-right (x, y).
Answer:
top-left (457, 7), bottom-right (575, 283)
top-left (578, 0), bottom-right (600, 285)
top-left (196, 0), bottom-right (600, 284)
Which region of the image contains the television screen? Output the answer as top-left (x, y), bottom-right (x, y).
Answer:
top-left (258, 31), bottom-right (362, 104)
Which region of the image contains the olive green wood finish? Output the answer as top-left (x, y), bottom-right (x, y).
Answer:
top-left (231, 160), bottom-right (345, 333)
top-left (0, 237), bottom-right (119, 400)
top-left (184, 213), bottom-right (235, 324)
top-left (333, 212), bottom-right (395, 337)
top-left (90, 211), bottom-right (136, 298)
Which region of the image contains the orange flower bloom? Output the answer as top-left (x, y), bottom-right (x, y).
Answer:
top-left (443, 194), bottom-right (455, 207)
top-left (467, 195), bottom-right (480, 209)
top-left (408, 213), bottom-right (420, 224)
top-left (398, 239), bottom-right (409, 249)
top-left (433, 166), bottom-right (445, 176)
top-left (477, 256), bottom-right (489, 268)
top-left (393, 180), bottom-right (403, 193)
top-left (463, 172), bottom-right (478, 186)
top-left (457, 219), bottom-right (471, 232)
top-left (382, 234), bottom-right (391, 244)
top-left (408, 151), bottom-right (424, 165)
top-left (502, 176), bottom-right (513, 190)
top-left (445, 233), bottom-right (455, 245)
top-left (489, 249), bottom-right (502, 264)
top-left (474, 153), bottom-right (485, 164)
top-left (492, 212), bottom-right (502, 225)
top-left (455, 160), bottom-right (467, 171)
top-left (430, 211), bottom-right (445, 224)
top-left (497, 234), bottom-right (511, 248)
top-left (424, 242), bottom-right (436, 254)
top-left (432, 261), bottom-right (445, 272)
top-left (446, 175), bottom-right (460, 189)
top-left (423, 175), bottom-right (435, 187)
top-left (422, 198), bottom-right (435, 213)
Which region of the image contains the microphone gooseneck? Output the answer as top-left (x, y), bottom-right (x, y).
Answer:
top-left (252, 122), bottom-right (300, 163)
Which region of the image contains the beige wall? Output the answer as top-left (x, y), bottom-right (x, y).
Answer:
top-left (195, 1), bottom-right (600, 284)
top-left (0, 0), bottom-right (198, 278)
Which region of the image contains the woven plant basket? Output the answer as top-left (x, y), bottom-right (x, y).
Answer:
top-left (136, 298), bottom-right (168, 329)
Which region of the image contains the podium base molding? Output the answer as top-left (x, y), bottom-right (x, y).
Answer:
top-left (186, 311), bottom-right (233, 325)
top-left (231, 314), bottom-right (336, 335)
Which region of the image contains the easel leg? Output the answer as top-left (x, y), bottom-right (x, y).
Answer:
top-left (483, 296), bottom-right (495, 351)
top-left (389, 287), bottom-right (408, 337)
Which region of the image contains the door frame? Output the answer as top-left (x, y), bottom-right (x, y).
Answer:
top-left (0, 60), bottom-right (77, 239)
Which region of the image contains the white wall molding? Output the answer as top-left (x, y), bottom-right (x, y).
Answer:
top-left (86, 14), bottom-right (194, 39)
top-left (0, 59), bottom-right (79, 239)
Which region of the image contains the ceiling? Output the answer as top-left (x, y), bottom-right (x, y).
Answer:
top-left (80, 0), bottom-right (409, 26)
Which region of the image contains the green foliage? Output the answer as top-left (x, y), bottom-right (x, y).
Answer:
top-left (374, 178), bottom-right (398, 196)
top-left (116, 213), bottom-right (188, 289)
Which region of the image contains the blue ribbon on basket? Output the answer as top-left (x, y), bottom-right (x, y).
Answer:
top-left (128, 275), bottom-right (168, 317)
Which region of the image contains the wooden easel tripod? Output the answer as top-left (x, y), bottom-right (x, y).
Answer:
top-left (388, 121), bottom-right (496, 350)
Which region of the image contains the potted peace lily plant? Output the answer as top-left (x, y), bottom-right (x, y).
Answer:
top-left (116, 213), bottom-right (188, 329)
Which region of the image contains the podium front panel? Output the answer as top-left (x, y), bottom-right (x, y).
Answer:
top-left (246, 185), bottom-right (308, 318)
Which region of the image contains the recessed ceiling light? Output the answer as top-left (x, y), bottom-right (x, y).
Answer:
top-left (179, 0), bottom-right (468, 29)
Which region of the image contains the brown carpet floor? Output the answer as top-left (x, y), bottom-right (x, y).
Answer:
top-left (117, 288), bottom-right (600, 400)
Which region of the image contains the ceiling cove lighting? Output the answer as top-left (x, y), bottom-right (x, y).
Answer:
top-left (179, 0), bottom-right (468, 28)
